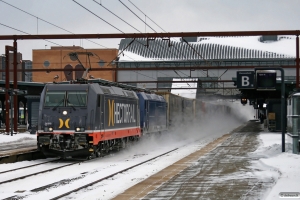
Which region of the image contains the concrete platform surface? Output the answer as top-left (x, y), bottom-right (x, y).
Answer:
top-left (114, 120), bottom-right (274, 200)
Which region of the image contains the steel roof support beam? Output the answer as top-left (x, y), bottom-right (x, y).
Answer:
top-left (0, 65), bottom-right (297, 72)
top-left (296, 35), bottom-right (299, 88)
top-left (0, 30), bottom-right (300, 40)
top-left (119, 80), bottom-right (233, 83)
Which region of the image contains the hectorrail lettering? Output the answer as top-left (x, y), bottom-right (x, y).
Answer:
top-left (108, 100), bottom-right (136, 126)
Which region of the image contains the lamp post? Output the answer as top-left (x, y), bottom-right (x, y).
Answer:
top-left (7, 89), bottom-right (13, 136)
top-left (10, 92), bottom-right (13, 136)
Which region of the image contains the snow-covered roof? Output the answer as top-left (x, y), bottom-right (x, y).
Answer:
top-left (118, 36), bottom-right (295, 61)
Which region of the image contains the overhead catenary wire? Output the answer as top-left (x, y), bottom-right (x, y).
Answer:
top-left (121, 52), bottom-right (174, 82)
top-left (73, 0), bottom-right (124, 33)
top-left (115, 1), bottom-right (192, 79)
top-left (1, 2), bottom-right (216, 95)
top-left (127, 0), bottom-right (166, 33)
top-left (118, 0), bottom-right (157, 33)
top-left (182, 38), bottom-right (226, 88)
top-left (92, 0), bottom-right (142, 33)
top-left (2, 0), bottom-right (209, 91)
top-left (0, 22), bottom-right (62, 47)
top-left (0, 0), bottom-right (108, 48)
top-left (89, 1), bottom-right (190, 84)
top-left (91, 0), bottom-right (192, 81)
top-left (0, 22), bottom-right (103, 73)
top-left (114, 1), bottom-right (194, 87)
top-left (120, 0), bottom-right (222, 88)
top-left (115, 1), bottom-right (197, 79)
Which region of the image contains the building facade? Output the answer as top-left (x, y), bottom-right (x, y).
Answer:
top-left (0, 52), bottom-right (23, 81)
top-left (32, 46), bottom-right (118, 82)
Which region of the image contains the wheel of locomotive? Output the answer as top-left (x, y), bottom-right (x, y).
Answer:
top-left (95, 145), bottom-right (101, 157)
top-left (96, 151), bottom-right (101, 157)
top-left (121, 138), bottom-right (127, 149)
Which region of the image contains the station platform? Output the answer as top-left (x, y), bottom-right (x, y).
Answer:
top-left (114, 120), bottom-right (283, 200)
top-left (0, 125), bottom-right (28, 133)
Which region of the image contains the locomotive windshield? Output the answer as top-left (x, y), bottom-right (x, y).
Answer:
top-left (44, 91), bottom-right (87, 107)
top-left (66, 91), bottom-right (87, 107)
top-left (44, 91), bottom-right (65, 107)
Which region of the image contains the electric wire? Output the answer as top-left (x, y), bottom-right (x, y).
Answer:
top-left (182, 38), bottom-right (225, 89)
top-left (92, 0), bottom-right (142, 33)
top-left (113, 1), bottom-right (193, 87)
top-left (118, 0), bottom-right (157, 33)
top-left (121, 50), bottom-right (179, 83)
top-left (3, 0), bottom-right (212, 92)
top-left (89, 1), bottom-right (190, 86)
top-left (0, 0), bottom-right (108, 48)
top-left (127, 0), bottom-right (166, 33)
top-left (1, 2), bottom-right (177, 88)
top-left (73, 0), bottom-right (124, 33)
top-left (122, 0), bottom-right (221, 89)
top-left (0, 22), bottom-right (62, 47)
top-left (0, 22), bottom-right (103, 79)
top-left (91, 0), bottom-right (192, 82)
top-left (113, 1), bottom-right (195, 79)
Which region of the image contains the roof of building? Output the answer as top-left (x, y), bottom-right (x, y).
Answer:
top-left (118, 36), bottom-right (296, 61)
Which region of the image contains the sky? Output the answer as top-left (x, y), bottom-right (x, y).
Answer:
top-left (0, 0), bottom-right (300, 60)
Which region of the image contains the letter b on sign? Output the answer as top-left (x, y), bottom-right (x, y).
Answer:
top-left (237, 71), bottom-right (254, 89)
top-left (242, 76), bottom-right (250, 86)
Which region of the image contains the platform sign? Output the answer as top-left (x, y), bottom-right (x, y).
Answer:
top-left (256, 70), bottom-right (276, 90)
top-left (236, 71), bottom-right (255, 89)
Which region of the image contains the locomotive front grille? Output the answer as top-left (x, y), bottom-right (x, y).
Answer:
top-left (38, 135), bottom-right (51, 145)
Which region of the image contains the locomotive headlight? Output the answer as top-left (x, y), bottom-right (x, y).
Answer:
top-left (63, 111), bottom-right (68, 115)
top-left (44, 127), bottom-right (53, 132)
top-left (75, 127), bottom-right (85, 132)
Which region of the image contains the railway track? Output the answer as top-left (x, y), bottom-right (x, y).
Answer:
top-left (0, 158), bottom-right (60, 174)
top-left (0, 159), bottom-right (83, 185)
top-left (50, 148), bottom-right (178, 200)
top-left (4, 148), bottom-right (178, 200)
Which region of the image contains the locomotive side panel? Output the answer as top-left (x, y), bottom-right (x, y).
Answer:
top-left (89, 86), bottom-right (141, 145)
top-left (137, 92), bottom-right (167, 135)
top-left (147, 100), bottom-right (168, 133)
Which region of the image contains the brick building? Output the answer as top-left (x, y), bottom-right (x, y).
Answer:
top-left (32, 46), bottom-right (118, 82)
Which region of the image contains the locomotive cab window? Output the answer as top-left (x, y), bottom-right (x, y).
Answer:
top-left (67, 91), bottom-right (87, 107)
top-left (44, 92), bottom-right (66, 107)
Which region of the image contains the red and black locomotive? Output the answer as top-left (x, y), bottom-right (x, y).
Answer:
top-left (37, 81), bottom-right (167, 158)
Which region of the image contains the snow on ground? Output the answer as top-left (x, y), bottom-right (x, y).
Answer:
top-left (0, 131), bottom-right (36, 143)
top-left (0, 114), bottom-right (299, 199)
top-left (254, 132), bottom-right (300, 200)
top-left (0, 113), bottom-right (245, 200)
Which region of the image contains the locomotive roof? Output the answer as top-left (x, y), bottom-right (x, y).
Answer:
top-left (45, 83), bottom-right (89, 90)
top-left (138, 92), bottom-right (166, 102)
top-left (45, 83), bottom-right (139, 99)
top-left (56, 78), bottom-right (153, 94)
